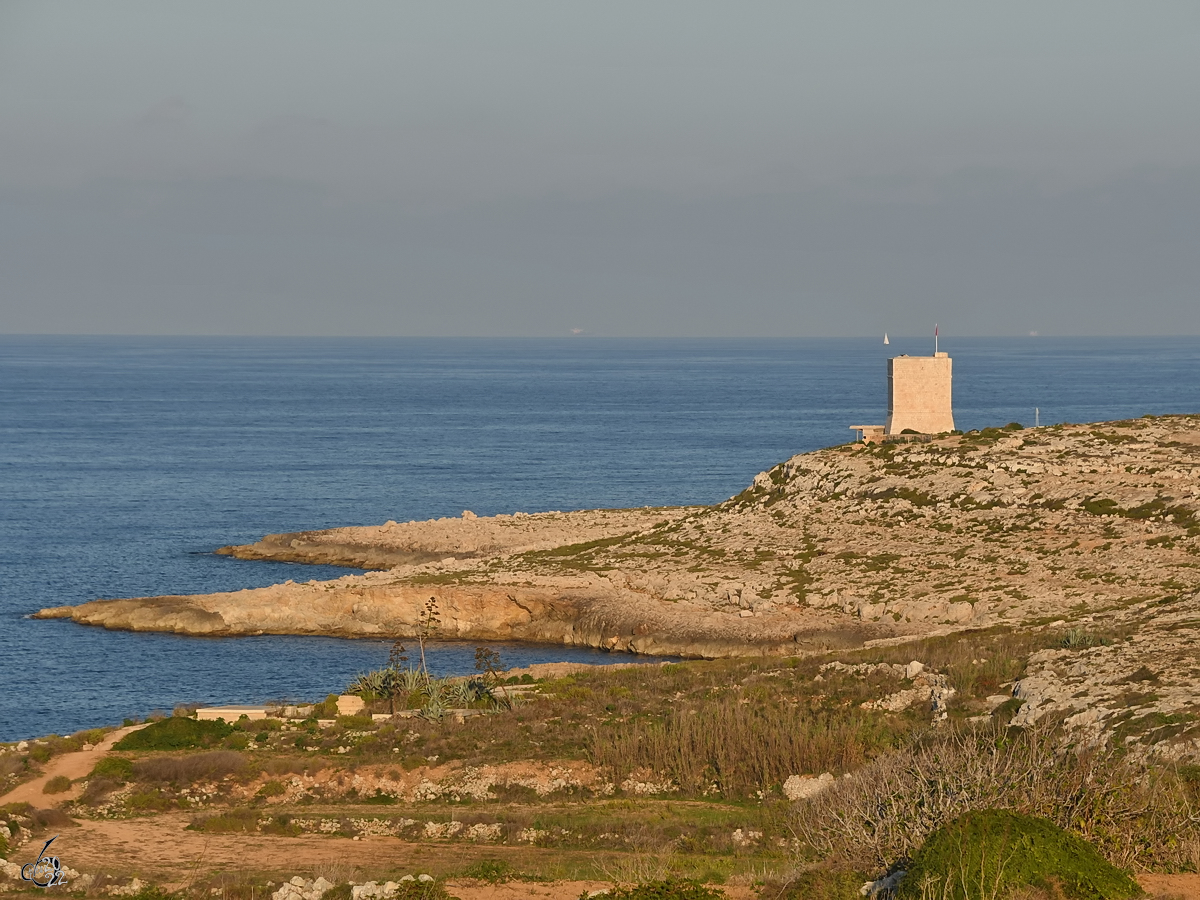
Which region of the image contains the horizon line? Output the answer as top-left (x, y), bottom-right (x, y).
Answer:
top-left (2, 332), bottom-right (1198, 341)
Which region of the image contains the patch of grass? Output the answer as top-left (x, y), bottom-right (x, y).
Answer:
top-left (127, 787), bottom-right (175, 811)
top-left (765, 869), bottom-right (865, 900)
top-left (1090, 431), bottom-right (1137, 444)
top-left (457, 858), bottom-right (546, 883)
top-left (1077, 495), bottom-right (1198, 530)
top-left (589, 697), bottom-right (898, 798)
top-left (188, 807), bottom-right (259, 833)
top-left (867, 487), bottom-right (938, 508)
top-left (586, 880), bottom-right (726, 900)
top-left (114, 717), bottom-right (234, 751)
top-left (515, 533), bottom-right (641, 572)
top-left (90, 756), bottom-right (135, 781)
top-left (1059, 629), bottom-right (1111, 650)
top-left (1112, 710), bottom-right (1197, 745)
top-left (124, 886), bottom-right (182, 900)
top-left (336, 715), bottom-right (375, 730)
top-left (896, 809), bottom-right (1142, 900)
top-left (133, 750), bottom-right (247, 783)
top-left (256, 779), bottom-right (286, 799)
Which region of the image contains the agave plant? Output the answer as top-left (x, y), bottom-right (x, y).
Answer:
top-left (347, 669), bottom-right (386, 699)
top-left (347, 667), bottom-right (408, 714)
top-left (421, 682), bottom-right (447, 721)
top-left (400, 666), bottom-right (425, 693)
top-left (424, 677), bottom-right (447, 706)
top-left (421, 698), bottom-right (446, 721)
top-left (447, 680), bottom-right (472, 707)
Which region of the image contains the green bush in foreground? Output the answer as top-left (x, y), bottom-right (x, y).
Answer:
top-left (896, 810), bottom-right (1142, 900)
top-left (114, 717), bottom-right (234, 751)
top-left (583, 881), bottom-right (726, 900)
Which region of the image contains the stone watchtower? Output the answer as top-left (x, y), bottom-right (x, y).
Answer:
top-left (885, 352), bottom-right (954, 435)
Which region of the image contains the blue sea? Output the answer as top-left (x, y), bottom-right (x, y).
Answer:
top-left (2, 335), bottom-right (1198, 742)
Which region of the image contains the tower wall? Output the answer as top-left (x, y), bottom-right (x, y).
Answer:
top-left (885, 352), bottom-right (954, 434)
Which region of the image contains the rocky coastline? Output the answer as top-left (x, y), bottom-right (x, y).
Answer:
top-left (37, 415), bottom-right (1200, 672)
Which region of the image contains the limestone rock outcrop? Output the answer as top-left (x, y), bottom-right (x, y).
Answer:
top-left (37, 416), bottom-right (1200, 681)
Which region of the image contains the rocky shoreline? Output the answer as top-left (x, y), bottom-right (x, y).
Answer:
top-left (37, 415), bottom-right (1200, 671)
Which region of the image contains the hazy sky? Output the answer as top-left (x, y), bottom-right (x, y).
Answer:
top-left (3, 2), bottom-right (1199, 336)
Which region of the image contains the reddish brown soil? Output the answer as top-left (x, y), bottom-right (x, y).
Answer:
top-left (0, 726), bottom-right (144, 807)
top-left (1139, 873), bottom-right (1200, 900)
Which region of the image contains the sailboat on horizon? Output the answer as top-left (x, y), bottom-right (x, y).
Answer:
top-left (883, 333), bottom-right (889, 345)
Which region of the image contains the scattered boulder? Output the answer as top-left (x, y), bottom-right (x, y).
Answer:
top-left (784, 772), bottom-right (836, 800)
top-left (272, 876), bottom-right (335, 900)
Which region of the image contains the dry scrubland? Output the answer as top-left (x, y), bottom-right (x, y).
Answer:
top-left (10, 415), bottom-right (1200, 900)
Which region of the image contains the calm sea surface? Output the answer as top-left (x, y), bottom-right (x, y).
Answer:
top-left (2, 335), bottom-right (1198, 742)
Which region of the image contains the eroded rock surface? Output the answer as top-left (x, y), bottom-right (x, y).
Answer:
top-left (215, 507), bottom-right (693, 568)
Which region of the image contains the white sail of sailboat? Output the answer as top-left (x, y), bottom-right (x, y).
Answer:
top-left (883, 333), bottom-right (889, 345)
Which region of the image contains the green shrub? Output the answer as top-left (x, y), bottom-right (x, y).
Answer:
top-left (312, 695), bottom-right (340, 718)
top-left (0, 827), bottom-right (8, 858)
top-left (256, 780), bottom-right (286, 799)
top-left (42, 775), bottom-right (72, 794)
top-left (584, 881), bottom-right (725, 900)
top-left (27, 744), bottom-right (52, 763)
top-left (114, 718), bottom-right (234, 751)
top-left (189, 808), bottom-right (258, 833)
top-left (770, 869), bottom-right (863, 900)
top-left (391, 883), bottom-right (453, 900)
top-left (336, 715), bottom-right (374, 730)
top-left (127, 788), bottom-right (174, 811)
top-left (80, 776), bottom-right (124, 804)
top-left (896, 810), bottom-right (1142, 900)
top-left (224, 733), bottom-right (251, 750)
top-left (459, 859), bottom-right (514, 883)
top-left (91, 756), bottom-right (135, 781)
top-left (124, 884), bottom-right (181, 900)
top-left (259, 814), bottom-right (301, 836)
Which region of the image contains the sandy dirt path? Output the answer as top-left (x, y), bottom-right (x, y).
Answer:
top-left (15, 807), bottom-right (1190, 899)
top-left (1138, 873), bottom-right (1200, 900)
top-left (0, 726), bottom-right (144, 807)
top-left (50, 815), bottom-right (757, 898)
